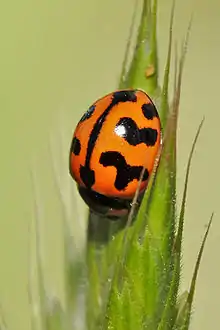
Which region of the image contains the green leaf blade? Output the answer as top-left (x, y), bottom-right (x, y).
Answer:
top-left (124, 0), bottom-right (159, 95)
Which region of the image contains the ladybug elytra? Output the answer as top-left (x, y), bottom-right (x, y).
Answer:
top-left (69, 89), bottom-right (161, 218)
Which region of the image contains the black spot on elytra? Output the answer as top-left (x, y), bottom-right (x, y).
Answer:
top-left (112, 90), bottom-right (137, 104)
top-left (85, 109), bottom-right (112, 168)
top-left (79, 104), bottom-right (96, 123)
top-left (100, 151), bottom-right (149, 191)
top-left (115, 117), bottom-right (158, 146)
top-left (80, 165), bottom-right (95, 188)
top-left (70, 137), bottom-right (81, 155)
top-left (142, 102), bottom-right (159, 120)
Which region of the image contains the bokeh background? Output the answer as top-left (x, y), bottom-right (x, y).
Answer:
top-left (0, 0), bottom-right (219, 329)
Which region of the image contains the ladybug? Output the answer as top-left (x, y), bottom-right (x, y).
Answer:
top-left (69, 89), bottom-right (161, 218)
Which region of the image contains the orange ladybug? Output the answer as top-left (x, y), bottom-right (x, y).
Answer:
top-left (69, 89), bottom-right (161, 218)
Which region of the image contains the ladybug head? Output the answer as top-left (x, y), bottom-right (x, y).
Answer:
top-left (77, 186), bottom-right (131, 219)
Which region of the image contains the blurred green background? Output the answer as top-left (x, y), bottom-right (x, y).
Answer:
top-left (0, 0), bottom-right (219, 329)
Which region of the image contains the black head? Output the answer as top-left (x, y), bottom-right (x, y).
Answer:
top-left (78, 186), bottom-right (131, 220)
